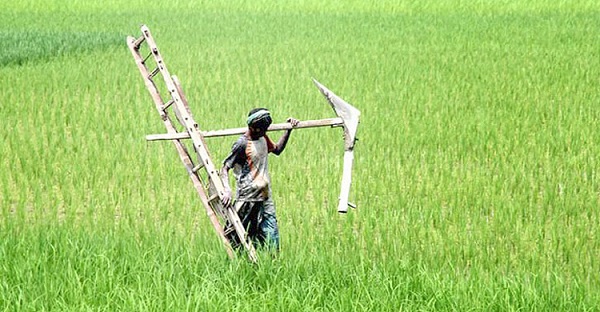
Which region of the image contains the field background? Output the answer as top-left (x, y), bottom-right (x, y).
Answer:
top-left (1, 0), bottom-right (599, 310)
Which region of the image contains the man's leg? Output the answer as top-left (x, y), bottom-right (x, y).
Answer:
top-left (258, 199), bottom-right (280, 251)
top-left (241, 201), bottom-right (261, 240)
top-left (224, 201), bottom-right (260, 250)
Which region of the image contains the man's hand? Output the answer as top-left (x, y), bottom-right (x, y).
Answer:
top-left (287, 117), bottom-right (299, 128)
top-left (272, 118), bottom-right (299, 155)
top-left (220, 165), bottom-right (233, 207)
top-left (221, 189), bottom-right (232, 208)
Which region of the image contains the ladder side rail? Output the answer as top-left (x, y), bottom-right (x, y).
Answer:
top-left (127, 36), bottom-right (235, 259)
top-left (141, 27), bottom-right (225, 198)
top-left (171, 75), bottom-right (258, 262)
top-left (175, 141), bottom-right (235, 259)
top-left (172, 76), bottom-right (211, 168)
top-left (132, 28), bottom-right (257, 262)
top-left (127, 36), bottom-right (167, 119)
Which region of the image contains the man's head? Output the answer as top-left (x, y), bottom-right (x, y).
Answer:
top-left (247, 108), bottom-right (272, 137)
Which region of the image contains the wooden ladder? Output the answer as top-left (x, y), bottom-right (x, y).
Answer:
top-left (126, 25), bottom-right (257, 263)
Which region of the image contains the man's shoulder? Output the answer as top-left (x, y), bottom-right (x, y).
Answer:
top-left (223, 135), bottom-right (248, 166)
top-left (231, 135), bottom-right (248, 151)
top-left (234, 135), bottom-right (248, 145)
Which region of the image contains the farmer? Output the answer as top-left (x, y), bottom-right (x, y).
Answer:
top-left (220, 108), bottom-right (299, 252)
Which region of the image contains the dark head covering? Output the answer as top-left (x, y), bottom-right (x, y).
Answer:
top-left (247, 108), bottom-right (272, 130)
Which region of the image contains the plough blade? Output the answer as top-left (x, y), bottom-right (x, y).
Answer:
top-left (311, 79), bottom-right (360, 213)
top-left (312, 79), bottom-right (360, 151)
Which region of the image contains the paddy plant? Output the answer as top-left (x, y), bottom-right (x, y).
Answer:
top-left (0, 30), bottom-right (121, 67)
top-left (1, 0), bottom-right (599, 310)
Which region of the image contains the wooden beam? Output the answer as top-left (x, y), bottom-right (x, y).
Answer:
top-left (146, 117), bottom-right (344, 141)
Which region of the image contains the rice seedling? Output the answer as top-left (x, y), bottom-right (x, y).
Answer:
top-left (1, 0), bottom-right (599, 310)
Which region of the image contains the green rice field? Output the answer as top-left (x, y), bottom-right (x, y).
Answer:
top-left (1, 1), bottom-right (599, 310)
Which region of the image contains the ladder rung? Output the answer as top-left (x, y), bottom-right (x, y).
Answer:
top-left (162, 99), bottom-right (174, 110)
top-left (224, 226), bottom-right (234, 236)
top-left (192, 163), bottom-right (204, 173)
top-left (208, 194), bottom-right (219, 202)
top-left (142, 52), bottom-right (152, 65)
top-left (132, 36), bottom-right (145, 49)
top-left (148, 67), bottom-right (160, 79)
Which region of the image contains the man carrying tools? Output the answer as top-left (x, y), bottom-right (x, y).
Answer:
top-left (130, 24), bottom-right (359, 261)
top-left (220, 108), bottom-right (299, 252)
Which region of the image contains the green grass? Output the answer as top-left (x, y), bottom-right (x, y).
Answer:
top-left (1, 0), bottom-right (599, 310)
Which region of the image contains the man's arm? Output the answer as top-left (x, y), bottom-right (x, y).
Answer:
top-left (220, 164), bottom-right (233, 207)
top-left (220, 136), bottom-right (247, 207)
top-left (271, 118), bottom-right (299, 155)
